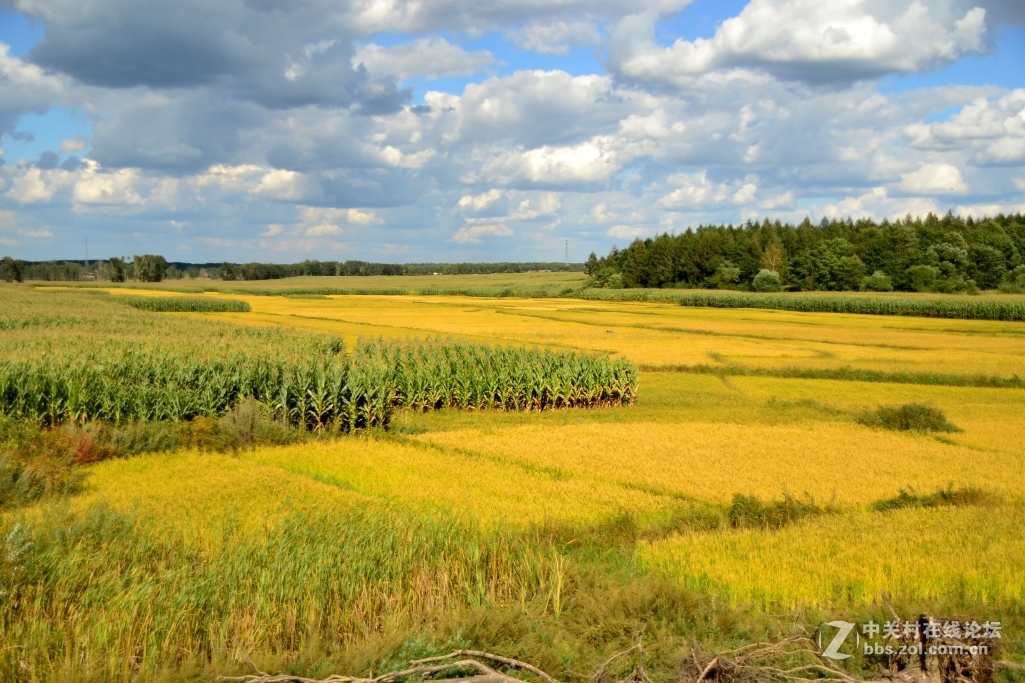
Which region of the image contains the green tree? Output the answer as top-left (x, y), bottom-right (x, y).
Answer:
top-left (108, 257), bottom-right (127, 283)
top-left (133, 255), bottom-right (168, 282)
top-left (969, 244), bottom-right (1006, 290)
top-left (621, 239), bottom-right (649, 288)
top-left (1, 256), bottom-right (25, 282)
top-left (790, 239), bottom-right (866, 290)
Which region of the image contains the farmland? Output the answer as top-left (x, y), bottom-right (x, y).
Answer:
top-left (1, 281), bottom-right (1024, 681)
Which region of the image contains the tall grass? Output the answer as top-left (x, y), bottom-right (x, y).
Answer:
top-left (578, 289), bottom-right (1025, 321)
top-left (0, 503), bottom-right (559, 681)
top-left (119, 295), bottom-right (251, 312)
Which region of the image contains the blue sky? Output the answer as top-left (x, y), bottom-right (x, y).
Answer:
top-left (0, 0), bottom-right (1023, 262)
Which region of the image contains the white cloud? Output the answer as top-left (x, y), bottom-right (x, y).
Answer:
top-left (251, 169), bottom-right (322, 202)
top-left (607, 224), bottom-right (655, 240)
top-left (354, 38), bottom-right (494, 81)
top-left (899, 162), bottom-right (969, 194)
top-left (609, 1), bottom-right (987, 86)
top-left (452, 221), bottom-right (513, 243)
top-left (509, 21), bottom-right (601, 54)
top-left (18, 228), bottom-right (53, 238)
top-left (904, 89), bottom-right (1025, 164)
top-left (480, 138), bottom-right (620, 187)
top-left (59, 133), bottom-right (89, 154)
top-left (262, 224), bottom-right (284, 237)
top-left (457, 189), bottom-right (504, 212)
top-left (72, 166), bottom-right (144, 205)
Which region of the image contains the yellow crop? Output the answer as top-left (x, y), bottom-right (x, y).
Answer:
top-left (637, 505), bottom-right (1025, 608)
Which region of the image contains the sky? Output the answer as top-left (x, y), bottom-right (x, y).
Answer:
top-left (0, 0), bottom-right (1024, 263)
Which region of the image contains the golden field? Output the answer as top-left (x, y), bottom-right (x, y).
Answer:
top-left (89, 286), bottom-right (1025, 378)
top-left (40, 285), bottom-right (1020, 614)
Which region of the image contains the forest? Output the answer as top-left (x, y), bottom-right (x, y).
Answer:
top-left (585, 212), bottom-right (1025, 293)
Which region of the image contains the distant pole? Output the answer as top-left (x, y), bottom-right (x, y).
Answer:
top-left (564, 238), bottom-right (568, 264)
top-left (84, 237), bottom-right (88, 268)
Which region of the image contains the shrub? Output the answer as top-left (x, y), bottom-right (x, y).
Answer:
top-left (861, 270), bottom-right (893, 292)
top-left (871, 484), bottom-right (990, 512)
top-left (857, 403), bottom-right (959, 433)
top-left (726, 493), bottom-right (826, 529)
top-left (751, 269), bottom-right (781, 292)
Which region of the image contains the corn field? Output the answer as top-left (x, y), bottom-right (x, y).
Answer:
top-left (578, 289), bottom-right (1025, 321)
top-left (119, 295), bottom-right (252, 312)
top-left (0, 339), bottom-right (637, 430)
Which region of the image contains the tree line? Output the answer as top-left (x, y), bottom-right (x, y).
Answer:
top-left (585, 212), bottom-right (1025, 293)
top-left (0, 256), bottom-right (583, 283)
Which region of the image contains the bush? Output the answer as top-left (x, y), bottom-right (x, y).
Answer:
top-left (0, 421), bottom-right (91, 509)
top-left (858, 403), bottom-right (959, 433)
top-left (861, 270), bottom-right (893, 292)
top-left (726, 493), bottom-right (826, 529)
top-left (871, 484), bottom-right (989, 512)
top-left (751, 269), bottom-right (781, 292)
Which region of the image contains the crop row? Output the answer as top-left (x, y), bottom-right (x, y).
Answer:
top-left (0, 340), bottom-right (637, 429)
top-left (119, 295), bottom-right (252, 312)
top-left (578, 288), bottom-right (1025, 321)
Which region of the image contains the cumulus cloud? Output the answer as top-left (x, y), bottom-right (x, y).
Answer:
top-left (58, 133), bottom-right (88, 154)
top-left (509, 21), bottom-right (601, 54)
top-left (609, 1), bottom-right (987, 86)
top-left (899, 162), bottom-right (969, 194)
top-left (905, 89), bottom-right (1025, 164)
top-left (479, 138), bottom-right (620, 188)
top-left (0, 0), bottom-right (1023, 261)
top-left (354, 38), bottom-right (494, 81)
top-left (452, 221), bottom-right (513, 243)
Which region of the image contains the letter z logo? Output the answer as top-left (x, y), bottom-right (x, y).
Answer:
top-left (820, 621), bottom-right (858, 660)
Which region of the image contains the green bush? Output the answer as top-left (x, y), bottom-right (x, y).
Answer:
top-left (858, 403), bottom-right (959, 433)
top-left (726, 493), bottom-right (827, 529)
top-left (751, 269), bottom-right (781, 292)
top-left (861, 270), bottom-right (894, 292)
top-left (871, 484), bottom-right (989, 512)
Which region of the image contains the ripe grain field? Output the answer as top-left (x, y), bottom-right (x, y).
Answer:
top-left (2, 281), bottom-right (1024, 682)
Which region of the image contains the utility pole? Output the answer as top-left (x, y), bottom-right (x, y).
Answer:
top-left (564, 238), bottom-right (568, 264)
top-left (84, 237), bottom-right (88, 268)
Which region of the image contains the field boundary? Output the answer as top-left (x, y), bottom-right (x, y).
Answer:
top-left (638, 363), bottom-right (1025, 388)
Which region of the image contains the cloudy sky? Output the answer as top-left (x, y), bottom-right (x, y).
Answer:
top-left (0, 0), bottom-right (1024, 263)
